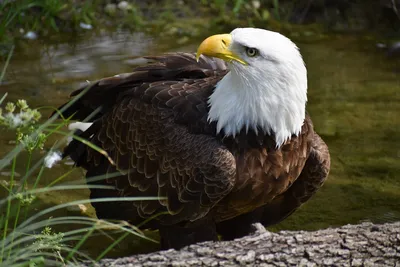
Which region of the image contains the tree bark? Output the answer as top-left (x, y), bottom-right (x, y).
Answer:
top-left (92, 222), bottom-right (400, 266)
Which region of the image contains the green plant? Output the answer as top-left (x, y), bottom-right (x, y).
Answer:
top-left (200, 0), bottom-right (245, 16)
top-left (0, 0), bottom-right (100, 43)
top-left (272, 0), bottom-right (280, 20)
top-left (0, 49), bottom-right (161, 266)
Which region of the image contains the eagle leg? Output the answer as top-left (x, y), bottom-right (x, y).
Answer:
top-left (159, 218), bottom-right (218, 250)
top-left (216, 210), bottom-right (262, 241)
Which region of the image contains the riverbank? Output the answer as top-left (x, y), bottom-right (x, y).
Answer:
top-left (1, 0), bottom-right (399, 49)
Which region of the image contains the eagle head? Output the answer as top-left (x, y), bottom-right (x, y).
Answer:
top-left (196, 28), bottom-right (308, 147)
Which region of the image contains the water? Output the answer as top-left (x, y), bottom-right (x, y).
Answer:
top-left (0, 30), bottom-right (399, 257)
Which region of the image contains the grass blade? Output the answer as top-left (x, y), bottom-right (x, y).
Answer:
top-left (0, 45), bottom-right (14, 83)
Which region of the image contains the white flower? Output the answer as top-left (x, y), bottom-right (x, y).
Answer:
top-left (44, 151), bottom-right (62, 168)
top-left (5, 113), bottom-right (23, 128)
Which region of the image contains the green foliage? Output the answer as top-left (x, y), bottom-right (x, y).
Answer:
top-left (0, 0), bottom-right (99, 43)
top-left (272, 0), bottom-right (280, 20)
top-left (32, 226), bottom-right (64, 261)
top-left (2, 0), bottom-right (400, 46)
top-left (0, 0), bottom-right (151, 44)
top-left (0, 99), bottom-right (44, 154)
top-left (0, 50), bottom-right (159, 266)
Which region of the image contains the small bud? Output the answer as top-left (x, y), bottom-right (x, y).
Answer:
top-left (21, 194), bottom-right (36, 206)
top-left (5, 102), bottom-right (15, 113)
top-left (17, 132), bottom-right (24, 142)
top-left (17, 99), bottom-right (29, 110)
top-left (15, 193), bottom-right (23, 201)
top-left (32, 109), bottom-right (42, 121)
top-left (37, 133), bottom-right (47, 150)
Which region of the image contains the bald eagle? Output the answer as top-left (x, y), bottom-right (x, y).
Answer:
top-left (56, 28), bottom-right (330, 249)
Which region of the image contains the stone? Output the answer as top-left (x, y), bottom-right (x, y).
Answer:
top-left (66, 204), bottom-right (88, 214)
top-left (105, 3), bottom-right (117, 16)
top-left (24, 31), bottom-right (37, 40)
top-left (118, 1), bottom-right (133, 11)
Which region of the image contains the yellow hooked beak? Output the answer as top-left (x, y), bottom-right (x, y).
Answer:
top-left (196, 34), bottom-right (247, 65)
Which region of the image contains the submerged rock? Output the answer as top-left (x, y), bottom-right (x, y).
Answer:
top-left (105, 3), bottom-right (117, 16)
top-left (387, 42), bottom-right (400, 57)
top-left (66, 204), bottom-right (88, 214)
top-left (376, 41), bottom-right (400, 58)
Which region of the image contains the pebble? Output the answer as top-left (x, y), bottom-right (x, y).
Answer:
top-left (387, 42), bottom-right (400, 57)
top-left (66, 204), bottom-right (88, 214)
top-left (376, 43), bottom-right (387, 49)
top-left (118, 1), bottom-right (133, 11)
top-left (104, 3), bottom-right (117, 16)
top-left (252, 0), bottom-right (260, 9)
top-left (79, 22), bottom-right (93, 30)
top-left (24, 31), bottom-right (37, 40)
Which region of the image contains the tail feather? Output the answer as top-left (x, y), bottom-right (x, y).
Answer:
top-left (68, 122), bottom-right (93, 132)
top-left (63, 121), bottom-right (99, 168)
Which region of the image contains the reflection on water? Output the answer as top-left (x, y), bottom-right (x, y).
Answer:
top-left (0, 30), bottom-right (399, 257)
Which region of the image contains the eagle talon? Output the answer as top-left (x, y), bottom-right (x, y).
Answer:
top-left (251, 223), bottom-right (267, 235)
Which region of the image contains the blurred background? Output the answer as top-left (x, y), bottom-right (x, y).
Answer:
top-left (0, 0), bottom-right (399, 261)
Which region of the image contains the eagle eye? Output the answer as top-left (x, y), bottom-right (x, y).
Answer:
top-left (245, 47), bottom-right (258, 57)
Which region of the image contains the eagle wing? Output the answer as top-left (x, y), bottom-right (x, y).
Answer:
top-left (59, 53), bottom-right (237, 225)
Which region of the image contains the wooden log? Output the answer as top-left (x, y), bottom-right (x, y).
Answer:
top-left (90, 222), bottom-right (400, 266)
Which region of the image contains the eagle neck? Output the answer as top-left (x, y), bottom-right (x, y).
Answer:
top-left (207, 68), bottom-right (307, 148)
